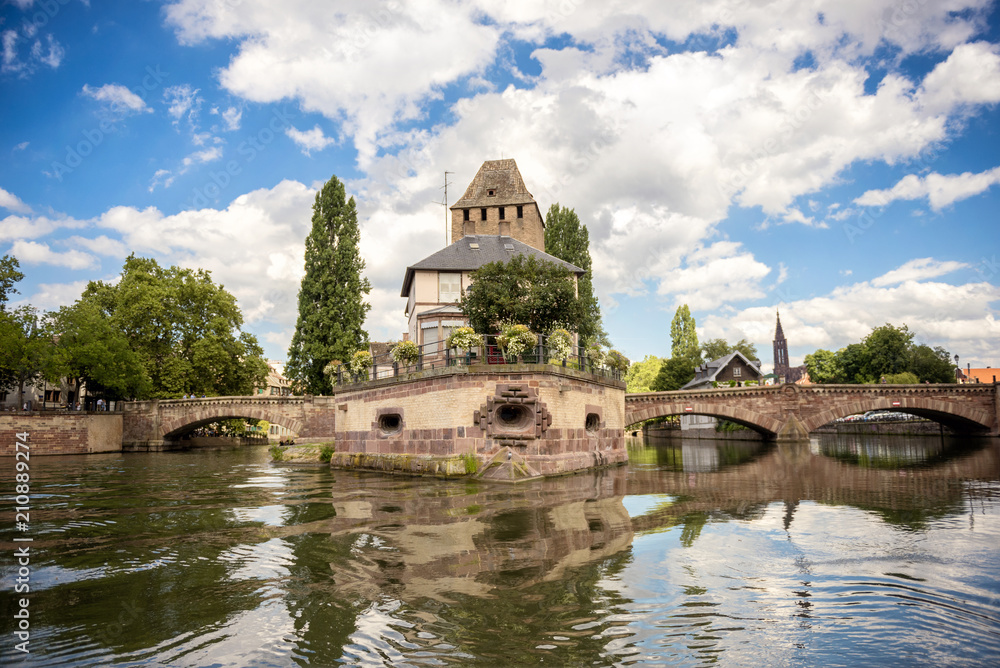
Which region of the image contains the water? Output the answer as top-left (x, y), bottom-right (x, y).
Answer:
top-left (2, 434), bottom-right (999, 666)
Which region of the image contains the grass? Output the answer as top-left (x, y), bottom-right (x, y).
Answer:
top-left (461, 451), bottom-right (479, 475)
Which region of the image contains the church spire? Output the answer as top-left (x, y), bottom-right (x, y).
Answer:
top-left (773, 310), bottom-right (789, 376)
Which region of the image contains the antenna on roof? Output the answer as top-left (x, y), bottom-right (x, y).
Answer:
top-left (439, 171), bottom-right (454, 245)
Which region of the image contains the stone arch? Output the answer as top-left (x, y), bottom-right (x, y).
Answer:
top-left (160, 402), bottom-right (304, 440)
top-left (801, 395), bottom-right (993, 434)
top-left (625, 400), bottom-right (781, 437)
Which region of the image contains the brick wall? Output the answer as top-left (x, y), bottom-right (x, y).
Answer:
top-left (0, 413), bottom-right (123, 456)
top-left (450, 202), bottom-right (545, 251)
top-left (332, 365), bottom-right (627, 476)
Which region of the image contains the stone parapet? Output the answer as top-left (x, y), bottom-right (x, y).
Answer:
top-left (0, 413), bottom-right (122, 456)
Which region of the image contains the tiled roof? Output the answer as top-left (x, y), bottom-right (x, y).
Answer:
top-left (369, 341), bottom-right (393, 357)
top-left (681, 351), bottom-right (763, 390)
top-left (451, 159), bottom-right (538, 209)
top-left (400, 235), bottom-right (584, 296)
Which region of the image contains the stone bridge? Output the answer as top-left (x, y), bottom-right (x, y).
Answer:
top-left (122, 395), bottom-right (337, 451)
top-left (625, 383), bottom-right (999, 439)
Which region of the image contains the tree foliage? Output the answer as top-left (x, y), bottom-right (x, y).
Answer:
top-left (544, 204), bottom-right (606, 345)
top-left (701, 337), bottom-right (758, 362)
top-left (0, 306), bottom-right (59, 406)
top-left (80, 255), bottom-right (268, 398)
top-left (1, 254), bottom-right (24, 309)
top-left (670, 304), bottom-right (700, 364)
top-left (625, 355), bottom-right (664, 393)
top-left (651, 356), bottom-right (697, 391)
top-left (804, 323), bottom-right (956, 384)
top-left (286, 174), bottom-right (372, 395)
top-left (50, 301), bottom-right (151, 401)
top-left (461, 255), bottom-right (584, 336)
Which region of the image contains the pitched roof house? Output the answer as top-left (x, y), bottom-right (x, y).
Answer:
top-left (401, 160), bottom-right (583, 353)
top-left (681, 351), bottom-right (764, 390)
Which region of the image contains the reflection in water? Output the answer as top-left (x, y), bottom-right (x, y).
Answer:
top-left (0, 434), bottom-right (998, 666)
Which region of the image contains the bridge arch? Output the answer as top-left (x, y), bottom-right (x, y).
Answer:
top-left (160, 402), bottom-right (304, 440)
top-left (803, 395), bottom-right (993, 434)
top-left (626, 399), bottom-right (782, 437)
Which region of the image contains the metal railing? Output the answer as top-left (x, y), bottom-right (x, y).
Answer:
top-left (332, 333), bottom-right (624, 386)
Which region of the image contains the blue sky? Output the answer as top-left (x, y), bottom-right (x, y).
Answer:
top-left (2, 0), bottom-right (999, 370)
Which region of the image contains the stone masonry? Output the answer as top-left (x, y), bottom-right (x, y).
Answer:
top-left (0, 413), bottom-right (122, 456)
top-left (627, 382), bottom-right (999, 439)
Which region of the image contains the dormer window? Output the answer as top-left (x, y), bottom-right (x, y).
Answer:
top-left (487, 189), bottom-right (496, 197)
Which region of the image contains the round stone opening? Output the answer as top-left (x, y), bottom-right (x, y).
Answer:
top-left (495, 404), bottom-right (532, 431)
top-left (585, 413), bottom-right (600, 433)
top-left (378, 413), bottom-right (402, 435)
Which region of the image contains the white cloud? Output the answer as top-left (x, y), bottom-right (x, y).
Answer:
top-left (164, 84), bottom-right (202, 125)
top-left (8, 240), bottom-right (98, 270)
top-left (871, 258), bottom-right (968, 287)
top-left (0, 187), bottom-right (32, 214)
top-left (855, 166), bottom-right (1000, 210)
top-left (285, 125), bottom-right (337, 155)
top-left (148, 168), bottom-right (175, 192)
top-left (219, 106), bottom-right (242, 131)
top-left (919, 41), bottom-right (1000, 114)
top-left (24, 280), bottom-right (93, 311)
top-left (0, 213), bottom-right (86, 242)
top-left (701, 275), bottom-right (1000, 369)
top-left (13, 141), bottom-right (29, 152)
top-left (1, 25), bottom-right (64, 76)
top-left (81, 83), bottom-right (152, 115)
top-left (65, 235), bottom-right (129, 257)
top-left (181, 147), bottom-right (222, 167)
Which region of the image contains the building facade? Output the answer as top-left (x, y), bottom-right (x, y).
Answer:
top-left (401, 160), bottom-right (583, 351)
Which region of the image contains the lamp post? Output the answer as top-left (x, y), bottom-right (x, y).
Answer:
top-left (954, 354), bottom-right (960, 382)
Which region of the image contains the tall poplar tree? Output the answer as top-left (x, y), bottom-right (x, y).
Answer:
top-left (544, 204), bottom-right (606, 345)
top-left (286, 174), bottom-right (371, 394)
top-left (670, 304), bottom-right (700, 364)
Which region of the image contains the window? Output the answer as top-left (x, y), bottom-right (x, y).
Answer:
top-left (463, 208), bottom-right (470, 221)
top-left (439, 273), bottom-right (461, 302)
top-left (422, 323), bottom-right (440, 347)
top-left (516, 205), bottom-right (523, 218)
top-left (480, 208), bottom-right (487, 221)
top-left (44, 390), bottom-right (61, 402)
top-left (487, 189), bottom-right (496, 196)
top-left (499, 206), bottom-right (505, 220)
top-left (733, 367), bottom-right (742, 377)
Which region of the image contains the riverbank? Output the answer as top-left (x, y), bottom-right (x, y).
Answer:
top-left (0, 412), bottom-right (122, 456)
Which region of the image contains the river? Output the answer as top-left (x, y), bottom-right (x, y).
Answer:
top-left (2, 433), bottom-right (999, 666)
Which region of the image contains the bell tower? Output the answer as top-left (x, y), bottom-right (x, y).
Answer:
top-left (773, 311), bottom-right (789, 381)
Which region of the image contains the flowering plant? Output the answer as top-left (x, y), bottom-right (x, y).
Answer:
top-left (322, 360), bottom-right (342, 378)
top-left (585, 344), bottom-right (606, 368)
top-left (390, 340), bottom-right (420, 365)
top-left (447, 326), bottom-right (482, 350)
top-left (547, 328), bottom-right (573, 361)
top-left (606, 350), bottom-right (629, 373)
top-left (498, 323), bottom-right (537, 360)
top-left (349, 350), bottom-right (373, 374)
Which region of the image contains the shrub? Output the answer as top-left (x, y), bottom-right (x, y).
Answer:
top-left (390, 340), bottom-right (420, 366)
top-left (319, 444), bottom-right (335, 462)
top-left (447, 326), bottom-right (483, 350)
top-left (349, 350), bottom-right (373, 374)
top-left (322, 360), bottom-right (342, 378)
top-left (269, 444), bottom-right (284, 461)
top-left (547, 328), bottom-right (573, 361)
top-left (606, 350), bottom-right (629, 373)
top-left (498, 323), bottom-right (536, 360)
top-left (586, 344), bottom-right (606, 367)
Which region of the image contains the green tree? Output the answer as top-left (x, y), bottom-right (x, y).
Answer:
top-left (461, 255), bottom-right (585, 336)
top-left (0, 306), bottom-right (59, 406)
top-left (544, 204), bottom-right (606, 345)
top-left (625, 355), bottom-right (665, 393)
top-left (908, 344), bottom-right (955, 383)
top-left (804, 348), bottom-right (841, 384)
top-left (1, 254), bottom-right (24, 309)
top-left (701, 337), bottom-right (758, 362)
top-left (82, 255), bottom-right (268, 398)
top-left (50, 301), bottom-right (151, 402)
top-left (286, 174), bottom-right (372, 395)
top-left (863, 323), bottom-right (914, 380)
top-left (651, 356), bottom-right (697, 391)
top-left (837, 343), bottom-right (871, 384)
top-left (670, 304), bottom-right (700, 364)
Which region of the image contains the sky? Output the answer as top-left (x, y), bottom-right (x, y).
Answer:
top-left (2, 0), bottom-right (999, 372)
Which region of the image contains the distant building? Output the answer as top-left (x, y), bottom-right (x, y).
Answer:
top-left (960, 367), bottom-right (998, 384)
top-left (256, 360), bottom-right (292, 397)
top-left (772, 311), bottom-right (807, 383)
top-left (680, 351), bottom-right (764, 431)
top-left (400, 159), bottom-right (584, 352)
